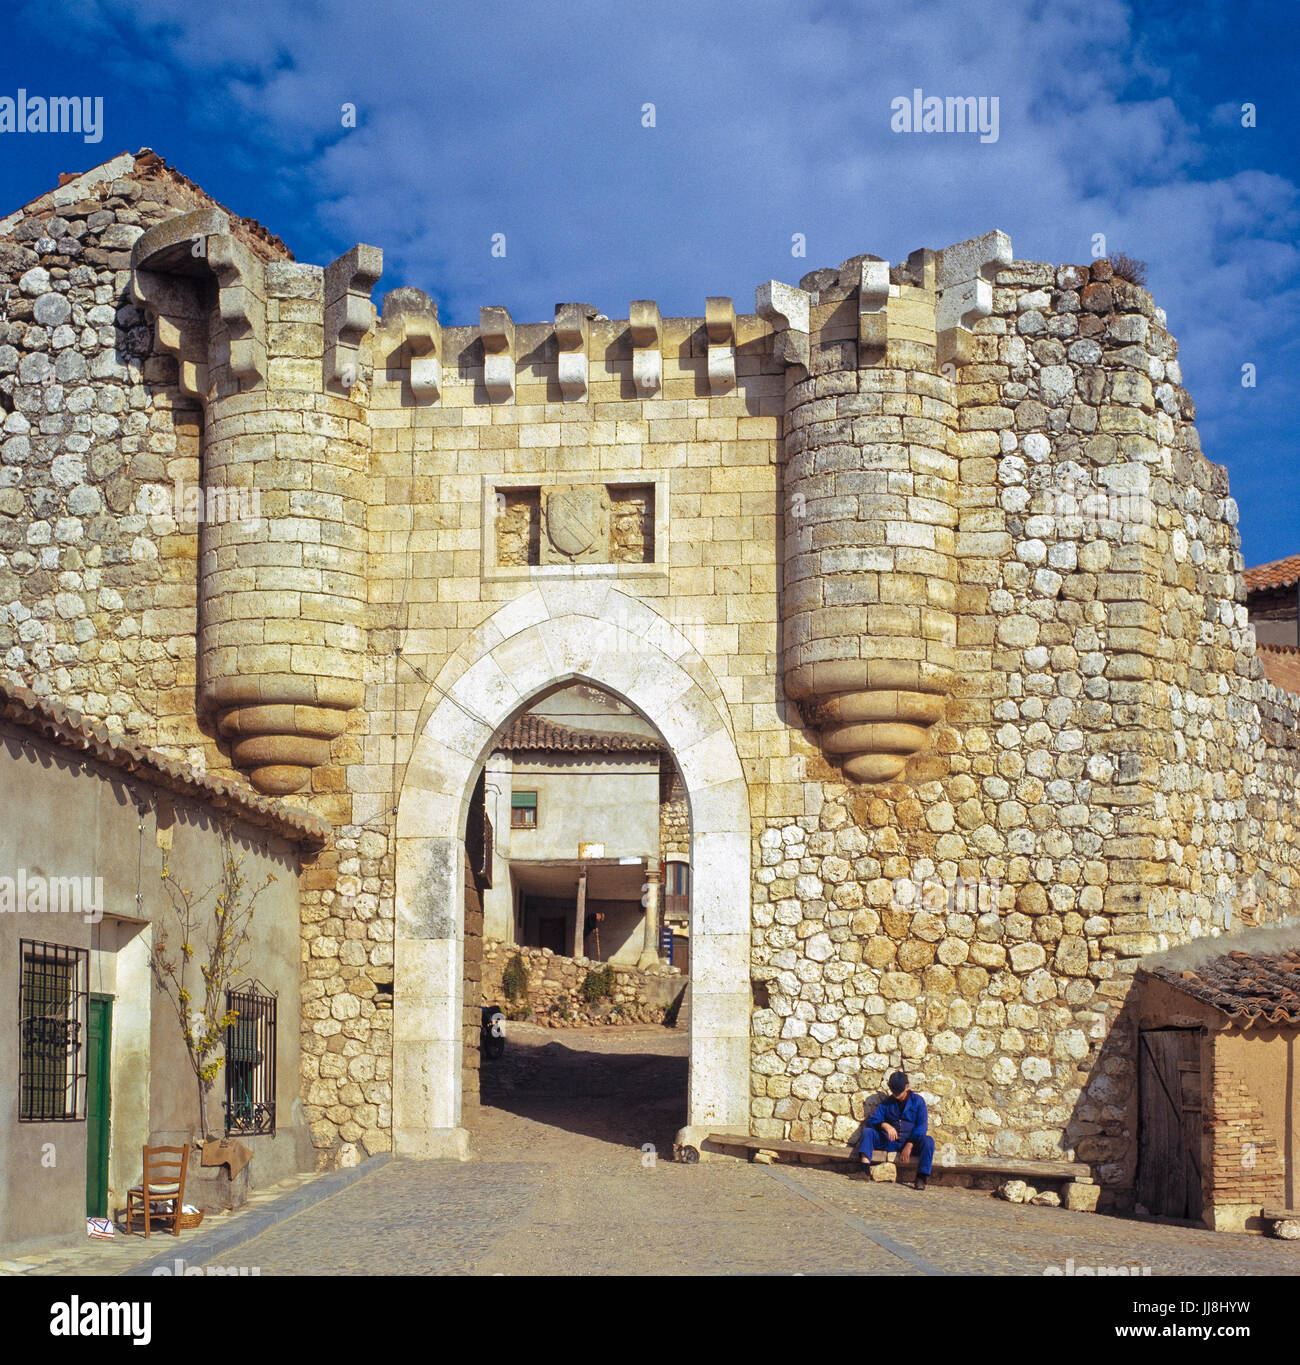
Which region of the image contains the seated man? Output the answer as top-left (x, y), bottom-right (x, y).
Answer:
top-left (857, 1070), bottom-right (935, 1191)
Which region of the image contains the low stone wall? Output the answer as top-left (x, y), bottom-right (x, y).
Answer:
top-left (482, 939), bottom-right (685, 1026)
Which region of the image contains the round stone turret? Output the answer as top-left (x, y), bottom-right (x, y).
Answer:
top-left (131, 219), bottom-right (379, 795)
top-left (198, 260), bottom-right (370, 795)
top-left (777, 253), bottom-right (958, 782)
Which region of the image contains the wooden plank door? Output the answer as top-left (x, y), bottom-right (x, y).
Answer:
top-left (85, 995), bottom-right (112, 1219)
top-left (1137, 1028), bottom-right (1203, 1219)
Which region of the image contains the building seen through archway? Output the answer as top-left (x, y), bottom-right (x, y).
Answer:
top-left (480, 684), bottom-right (690, 971)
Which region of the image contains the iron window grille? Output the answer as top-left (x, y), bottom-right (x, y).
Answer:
top-left (19, 939), bottom-right (89, 1121)
top-left (224, 980), bottom-right (277, 1137)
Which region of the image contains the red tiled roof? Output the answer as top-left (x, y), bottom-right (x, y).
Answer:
top-left (1258, 644), bottom-right (1300, 695)
top-left (1245, 554), bottom-right (1300, 592)
top-left (0, 680), bottom-right (327, 849)
top-left (497, 715), bottom-right (664, 754)
top-left (1144, 949), bottom-right (1300, 1027)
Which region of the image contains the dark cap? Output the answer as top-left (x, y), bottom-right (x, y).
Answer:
top-left (887, 1070), bottom-right (908, 1096)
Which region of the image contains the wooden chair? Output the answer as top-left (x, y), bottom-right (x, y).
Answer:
top-left (125, 1144), bottom-right (189, 1237)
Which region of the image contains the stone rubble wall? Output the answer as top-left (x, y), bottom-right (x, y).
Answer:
top-left (748, 258), bottom-right (1300, 1210)
top-left (481, 939), bottom-right (685, 1025)
top-left (659, 763), bottom-right (689, 858)
top-left (299, 821), bottom-right (391, 1166)
top-left (610, 484), bottom-right (653, 562)
top-left (0, 174), bottom-right (224, 765)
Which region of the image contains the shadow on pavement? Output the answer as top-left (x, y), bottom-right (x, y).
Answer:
top-left (476, 1030), bottom-right (687, 1154)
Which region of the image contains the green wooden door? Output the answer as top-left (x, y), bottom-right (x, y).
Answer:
top-left (85, 995), bottom-right (112, 1219)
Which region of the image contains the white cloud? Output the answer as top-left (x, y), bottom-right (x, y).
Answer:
top-left (62, 0), bottom-right (1300, 557)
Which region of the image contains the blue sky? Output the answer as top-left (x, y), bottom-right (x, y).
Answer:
top-left (3, 0), bottom-right (1297, 565)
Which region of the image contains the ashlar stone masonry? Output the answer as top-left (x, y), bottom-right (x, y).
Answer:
top-left (1, 150), bottom-right (1297, 1205)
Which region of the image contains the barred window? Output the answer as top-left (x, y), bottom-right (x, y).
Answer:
top-left (224, 981), bottom-right (277, 1137)
top-left (19, 940), bottom-right (89, 1121)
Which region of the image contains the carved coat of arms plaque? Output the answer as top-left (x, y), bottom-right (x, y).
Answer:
top-left (542, 485), bottom-right (610, 563)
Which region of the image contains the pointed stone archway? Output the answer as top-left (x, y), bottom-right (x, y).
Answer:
top-left (392, 582), bottom-right (752, 1158)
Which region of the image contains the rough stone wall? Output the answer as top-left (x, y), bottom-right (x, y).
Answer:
top-left (610, 483), bottom-right (653, 562)
top-left (0, 172), bottom-right (219, 765)
top-left (659, 762), bottom-right (689, 857)
top-left (1251, 685), bottom-right (1300, 918)
top-left (747, 257), bottom-right (1300, 1209)
top-left (299, 819), bottom-right (391, 1168)
top-left (481, 939), bottom-right (684, 1025)
top-left (495, 488), bottom-right (539, 566)
top-left (4, 156), bottom-right (1300, 1192)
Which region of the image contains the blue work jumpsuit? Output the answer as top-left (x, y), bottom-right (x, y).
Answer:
top-left (857, 1092), bottom-right (935, 1175)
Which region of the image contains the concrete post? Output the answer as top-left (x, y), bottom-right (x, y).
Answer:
top-left (574, 869), bottom-right (587, 960)
top-left (638, 864), bottom-right (663, 969)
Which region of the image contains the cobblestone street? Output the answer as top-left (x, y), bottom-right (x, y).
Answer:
top-left (194, 1025), bottom-right (1300, 1277)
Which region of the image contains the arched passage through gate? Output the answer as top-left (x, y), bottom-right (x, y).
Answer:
top-left (392, 584), bottom-right (752, 1158)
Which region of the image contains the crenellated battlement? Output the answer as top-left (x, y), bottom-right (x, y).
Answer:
top-left (123, 219), bottom-right (1191, 793)
top-left (354, 229), bottom-right (1009, 410)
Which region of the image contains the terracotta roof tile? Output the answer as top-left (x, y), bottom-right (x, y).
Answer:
top-left (1145, 948), bottom-right (1300, 1027)
top-left (1258, 644), bottom-right (1300, 694)
top-left (0, 680), bottom-right (327, 849)
top-left (1245, 554), bottom-right (1300, 592)
top-left (497, 715), bottom-right (664, 754)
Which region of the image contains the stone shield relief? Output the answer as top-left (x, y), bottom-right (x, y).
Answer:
top-left (541, 485), bottom-right (611, 564)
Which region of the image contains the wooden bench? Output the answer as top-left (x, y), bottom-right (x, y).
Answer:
top-left (704, 1132), bottom-right (1094, 1184)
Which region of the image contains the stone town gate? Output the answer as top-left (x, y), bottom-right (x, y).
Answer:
top-left (392, 585), bottom-right (752, 1157)
top-left (1, 153), bottom-right (1299, 1204)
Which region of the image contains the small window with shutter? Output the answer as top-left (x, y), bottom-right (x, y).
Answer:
top-left (511, 791), bottom-right (538, 828)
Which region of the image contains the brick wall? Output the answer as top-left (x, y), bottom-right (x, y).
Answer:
top-left (1206, 1038), bottom-right (1285, 1210)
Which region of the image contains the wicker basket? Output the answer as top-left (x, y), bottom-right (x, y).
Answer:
top-left (177, 1208), bottom-right (205, 1230)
